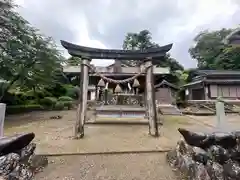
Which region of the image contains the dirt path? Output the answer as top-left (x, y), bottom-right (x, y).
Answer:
top-left (4, 111), bottom-right (211, 154)
top-left (5, 111), bottom-right (215, 179)
top-left (34, 153), bottom-right (178, 180)
top-left (187, 114), bottom-right (240, 131)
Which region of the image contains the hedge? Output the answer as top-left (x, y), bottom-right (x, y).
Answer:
top-left (6, 101), bottom-right (75, 114)
top-left (58, 96), bottom-right (73, 101)
top-left (6, 104), bottom-right (44, 114)
top-left (54, 101), bottom-right (65, 110)
top-left (39, 97), bottom-right (57, 108)
top-left (62, 101), bottom-right (74, 110)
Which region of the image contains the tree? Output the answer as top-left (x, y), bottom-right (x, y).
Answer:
top-left (67, 56), bottom-right (82, 66)
top-left (214, 46), bottom-right (240, 69)
top-left (123, 30), bottom-right (159, 50)
top-left (122, 30), bottom-right (184, 71)
top-left (0, 1), bottom-right (64, 100)
top-left (162, 54), bottom-right (184, 71)
top-left (188, 28), bottom-right (240, 69)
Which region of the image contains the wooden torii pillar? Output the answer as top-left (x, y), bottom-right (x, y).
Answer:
top-left (75, 58), bottom-right (91, 139)
top-left (145, 58), bottom-right (159, 137)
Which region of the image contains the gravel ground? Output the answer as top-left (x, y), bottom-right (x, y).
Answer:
top-left (187, 114), bottom-right (240, 131)
top-left (4, 111), bottom-right (211, 154)
top-left (34, 153), bottom-right (178, 180)
top-left (4, 110), bottom-right (217, 179)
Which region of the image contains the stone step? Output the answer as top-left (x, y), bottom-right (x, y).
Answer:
top-left (157, 104), bottom-right (182, 115)
top-left (87, 117), bottom-right (162, 125)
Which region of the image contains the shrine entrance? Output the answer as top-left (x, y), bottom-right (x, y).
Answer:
top-left (94, 73), bottom-right (146, 120)
top-left (61, 40), bottom-right (173, 139)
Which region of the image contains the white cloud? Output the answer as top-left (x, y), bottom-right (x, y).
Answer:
top-left (13, 0), bottom-right (240, 68)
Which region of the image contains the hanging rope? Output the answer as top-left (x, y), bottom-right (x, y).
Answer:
top-left (83, 63), bottom-right (152, 84)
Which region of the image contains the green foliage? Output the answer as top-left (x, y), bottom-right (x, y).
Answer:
top-left (189, 28), bottom-right (240, 69)
top-left (39, 97), bottom-right (57, 107)
top-left (67, 56), bottom-right (82, 66)
top-left (214, 46), bottom-right (240, 69)
top-left (3, 91), bottom-right (36, 105)
top-left (25, 89), bottom-right (52, 99)
top-left (26, 99), bottom-right (38, 105)
top-left (0, 1), bottom-right (64, 102)
top-left (6, 104), bottom-right (44, 114)
top-left (123, 30), bottom-right (158, 50)
top-left (64, 85), bottom-right (79, 99)
top-left (54, 101), bottom-right (65, 110)
top-left (1, 92), bottom-right (19, 105)
top-left (0, 1), bottom-right (75, 113)
top-left (58, 96), bottom-right (73, 101)
top-left (63, 101), bottom-right (74, 110)
top-left (44, 83), bottom-right (67, 98)
top-left (172, 70), bottom-right (190, 86)
top-left (122, 30), bottom-right (183, 71)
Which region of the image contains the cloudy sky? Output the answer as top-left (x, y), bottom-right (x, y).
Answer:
top-left (14, 0), bottom-right (240, 67)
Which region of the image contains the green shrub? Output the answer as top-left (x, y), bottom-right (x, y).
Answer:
top-left (54, 101), bottom-right (65, 110)
top-left (63, 101), bottom-right (74, 110)
top-left (14, 92), bottom-right (28, 105)
top-left (44, 83), bottom-right (67, 98)
top-left (64, 85), bottom-right (79, 99)
top-left (26, 99), bottom-right (38, 105)
top-left (25, 89), bottom-right (52, 99)
top-left (3, 89), bottom-right (53, 106)
top-left (2, 91), bottom-right (34, 106)
top-left (39, 97), bottom-right (57, 108)
top-left (58, 96), bottom-right (73, 101)
top-left (1, 92), bottom-right (20, 105)
top-left (21, 91), bottom-right (35, 101)
top-left (6, 104), bottom-right (44, 114)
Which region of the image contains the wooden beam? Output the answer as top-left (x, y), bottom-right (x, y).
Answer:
top-left (145, 60), bottom-right (159, 137)
top-left (75, 59), bottom-right (90, 139)
top-left (61, 40), bottom-right (172, 60)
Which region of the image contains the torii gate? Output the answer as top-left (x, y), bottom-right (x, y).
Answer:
top-left (61, 40), bottom-right (173, 139)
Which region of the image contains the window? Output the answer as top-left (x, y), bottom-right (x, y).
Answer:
top-left (221, 86), bottom-right (230, 97)
top-left (229, 86), bottom-right (237, 97)
top-left (217, 86), bottom-right (238, 98)
top-left (210, 85), bottom-right (218, 97)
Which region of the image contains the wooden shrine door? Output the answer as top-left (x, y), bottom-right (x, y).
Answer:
top-left (155, 88), bottom-right (172, 104)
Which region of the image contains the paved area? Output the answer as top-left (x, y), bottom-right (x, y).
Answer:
top-left (34, 153), bottom-right (178, 180)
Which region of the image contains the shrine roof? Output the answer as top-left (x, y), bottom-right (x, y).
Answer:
top-left (191, 70), bottom-right (240, 76)
top-left (154, 80), bottom-right (179, 90)
top-left (224, 28), bottom-right (240, 45)
top-left (61, 40), bottom-right (173, 60)
top-left (184, 70), bottom-right (240, 87)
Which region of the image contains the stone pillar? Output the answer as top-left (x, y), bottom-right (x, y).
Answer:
top-left (75, 58), bottom-right (91, 139)
top-left (95, 85), bottom-right (98, 100)
top-left (145, 59), bottom-right (159, 137)
top-left (215, 98), bottom-right (227, 131)
top-left (0, 103), bottom-right (6, 137)
top-left (104, 89), bottom-right (108, 105)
